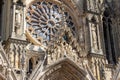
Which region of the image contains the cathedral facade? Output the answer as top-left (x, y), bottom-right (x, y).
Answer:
top-left (0, 0), bottom-right (120, 80)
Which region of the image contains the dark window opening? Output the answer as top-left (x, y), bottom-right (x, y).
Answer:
top-left (0, 0), bottom-right (3, 39)
top-left (103, 8), bottom-right (116, 64)
top-left (108, 19), bottom-right (116, 64)
top-left (63, 32), bottom-right (70, 44)
top-left (28, 58), bottom-right (33, 74)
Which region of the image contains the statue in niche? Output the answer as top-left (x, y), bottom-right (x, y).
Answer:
top-left (91, 23), bottom-right (98, 51)
top-left (15, 9), bottom-right (22, 35)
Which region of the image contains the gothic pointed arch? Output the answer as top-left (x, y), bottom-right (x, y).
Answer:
top-left (103, 7), bottom-right (116, 64)
top-left (28, 58), bottom-right (34, 73)
top-left (33, 58), bottom-right (88, 80)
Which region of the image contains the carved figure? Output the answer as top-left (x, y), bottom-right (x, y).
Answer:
top-left (15, 10), bottom-right (21, 35)
top-left (91, 23), bottom-right (98, 50)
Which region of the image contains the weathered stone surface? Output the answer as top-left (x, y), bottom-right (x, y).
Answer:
top-left (0, 0), bottom-right (120, 80)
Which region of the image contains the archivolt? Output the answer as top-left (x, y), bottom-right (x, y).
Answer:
top-left (34, 58), bottom-right (88, 80)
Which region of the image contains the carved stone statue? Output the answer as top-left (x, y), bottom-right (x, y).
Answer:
top-left (91, 23), bottom-right (98, 51)
top-left (15, 10), bottom-right (21, 35)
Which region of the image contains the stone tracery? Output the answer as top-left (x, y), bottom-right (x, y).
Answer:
top-left (26, 0), bottom-right (76, 46)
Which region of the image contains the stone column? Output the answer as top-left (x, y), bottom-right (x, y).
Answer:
top-left (22, 3), bottom-right (27, 40)
top-left (11, 1), bottom-right (17, 38)
top-left (15, 51), bottom-right (19, 69)
top-left (92, 59), bottom-right (96, 77)
top-left (97, 22), bottom-right (104, 55)
top-left (10, 51), bottom-right (14, 68)
top-left (21, 46), bottom-right (27, 80)
top-left (10, 44), bottom-right (14, 68)
top-left (89, 22), bottom-right (93, 52)
top-left (96, 60), bottom-right (101, 80)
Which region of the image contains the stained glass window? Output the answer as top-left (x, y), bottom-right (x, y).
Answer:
top-left (26, 1), bottom-right (75, 45)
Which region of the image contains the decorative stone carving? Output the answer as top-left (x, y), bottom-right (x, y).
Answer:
top-left (87, 0), bottom-right (100, 12)
top-left (91, 23), bottom-right (98, 51)
top-left (5, 39), bottom-right (27, 70)
top-left (7, 68), bottom-right (13, 80)
top-left (15, 5), bottom-right (23, 36)
top-left (26, 0), bottom-right (76, 46)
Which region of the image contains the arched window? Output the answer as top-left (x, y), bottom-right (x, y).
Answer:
top-left (29, 58), bottom-right (33, 73)
top-left (103, 8), bottom-right (116, 64)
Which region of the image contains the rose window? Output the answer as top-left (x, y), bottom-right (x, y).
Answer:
top-left (26, 1), bottom-right (76, 45)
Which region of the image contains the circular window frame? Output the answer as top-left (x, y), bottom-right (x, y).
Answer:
top-left (26, 0), bottom-right (78, 46)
